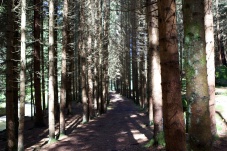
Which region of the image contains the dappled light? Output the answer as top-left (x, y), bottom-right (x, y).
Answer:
top-left (0, 0), bottom-right (227, 150)
top-left (39, 93), bottom-right (152, 151)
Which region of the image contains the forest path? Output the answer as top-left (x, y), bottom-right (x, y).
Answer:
top-left (40, 92), bottom-right (153, 151)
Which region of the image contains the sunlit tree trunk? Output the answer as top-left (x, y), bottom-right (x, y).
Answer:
top-left (205, 0), bottom-right (217, 139)
top-left (158, 0), bottom-right (186, 150)
top-left (146, 0), bottom-right (163, 145)
top-left (59, 0), bottom-right (68, 136)
top-left (87, 1), bottom-right (96, 119)
top-left (18, 0), bottom-right (26, 150)
top-left (48, 0), bottom-right (56, 143)
top-left (34, 0), bottom-right (45, 127)
top-left (183, 0), bottom-right (212, 150)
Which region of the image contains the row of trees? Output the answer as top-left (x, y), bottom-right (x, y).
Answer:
top-left (0, 0), bottom-right (226, 150)
top-left (110, 0), bottom-right (225, 150)
top-left (4, 0), bottom-right (111, 150)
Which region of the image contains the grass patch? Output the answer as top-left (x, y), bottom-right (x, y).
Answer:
top-left (48, 138), bottom-right (58, 144)
top-left (156, 132), bottom-right (166, 147)
top-left (145, 139), bottom-right (154, 148)
top-left (145, 132), bottom-right (166, 148)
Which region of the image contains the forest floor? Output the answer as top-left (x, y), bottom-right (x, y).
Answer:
top-left (0, 90), bottom-right (227, 151)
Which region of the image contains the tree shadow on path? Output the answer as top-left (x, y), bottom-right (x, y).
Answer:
top-left (40, 92), bottom-right (153, 151)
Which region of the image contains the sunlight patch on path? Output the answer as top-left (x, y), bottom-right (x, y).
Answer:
top-left (130, 129), bottom-right (148, 143)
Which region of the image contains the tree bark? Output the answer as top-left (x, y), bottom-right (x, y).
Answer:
top-left (146, 0), bottom-right (163, 145)
top-left (6, 0), bottom-right (18, 150)
top-left (158, 0), bottom-right (186, 150)
top-left (34, 0), bottom-right (45, 127)
top-left (59, 0), bottom-right (68, 136)
top-left (48, 0), bottom-right (56, 143)
top-left (131, 0), bottom-right (139, 105)
top-left (204, 0), bottom-right (217, 139)
top-left (80, 1), bottom-right (89, 123)
top-left (54, 0), bottom-right (59, 121)
top-left (18, 0), bottom-right (26, 150)
top-left (41, 0), bottom-right (46, 115)
top-left (183, 0), bottom-right (212, 150)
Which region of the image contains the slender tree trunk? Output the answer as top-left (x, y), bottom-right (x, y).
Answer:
top-left (48, 0), bottom-right (56, 143)
top-left (139, 52), bottom-right (145, 108)
top-left (12, 0), bottom-right (20, 144)
top-left (66, 1), bottom-right (74, 115)
top-left (30, 67), bottom-right (34, 120)
top-left (131, 0), bottom-right (139, 105)
top-left (6, 1), bottom-right (18, 150)
top-left (183, 0), bottom-right (212, 150)
top-left (54, 0), bottom-right (59, 121)
top-left (80, 1), bottom-right (89, 122)
top-left (18, 0), bottom-right (26, 150)
top-left (74, 1), bottom-right (80, 104)
top-left (66, 42), bottom-right (73, 115)
top-left (87, 1), bottom-right (95, 119)
top-left (101, 0), bottom-right (110, 113)
top-left (41, 0), bottom-right (46, 115)
top-left (59, 0), bottom-right (68, 136)
top-left (205, 0), bottom-right (217, 139)
top-left (98, 0), bottom-right (104, 115)
top-left (146, 0), bottom-right (163, 145)
top-left (146, 0), bottom-right (153, 124)
top-left (127, 0), bottom-right (131, 99)
top-left (34, 0), bottom-right (45, 127)
top-left (158, 0), bottom-right (186, 150)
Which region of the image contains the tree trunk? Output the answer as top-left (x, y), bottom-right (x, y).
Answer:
top-left (6, 1), bottom-right (18, 150)
top-left (34, 0), bottom-right (45, 127)
top-left (158, 0), bottom-right (186, 150)
top-left (48, 0), bottom-right (56, 143)
top-left (18, 0), bottom-right (26, 150)
top-left (204, 0), bottom-right (217, 139)
top-left (13, 0), bottom-right (20, 144)
top-left (80, 1), bottom-right (89, 123)
top-left (146, 0), bottom-right (163, 145)
top-left (101, 0), bottom-right (110, 113)
top-left (54, 0), bottom-right (59, 121)
top-left (131, 0), bottom-right (139, 105)
top-left (59, 0), bottom-right (68, 136)
top-left (183, 0), bottom-right (212, 150)
top-left (41, 0), bottom-right (46, 115)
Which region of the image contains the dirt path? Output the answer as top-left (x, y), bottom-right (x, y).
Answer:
top-left (40, 92), bottom-right (153, 151)
top-left (0, 91), bottom-right (226, 150)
